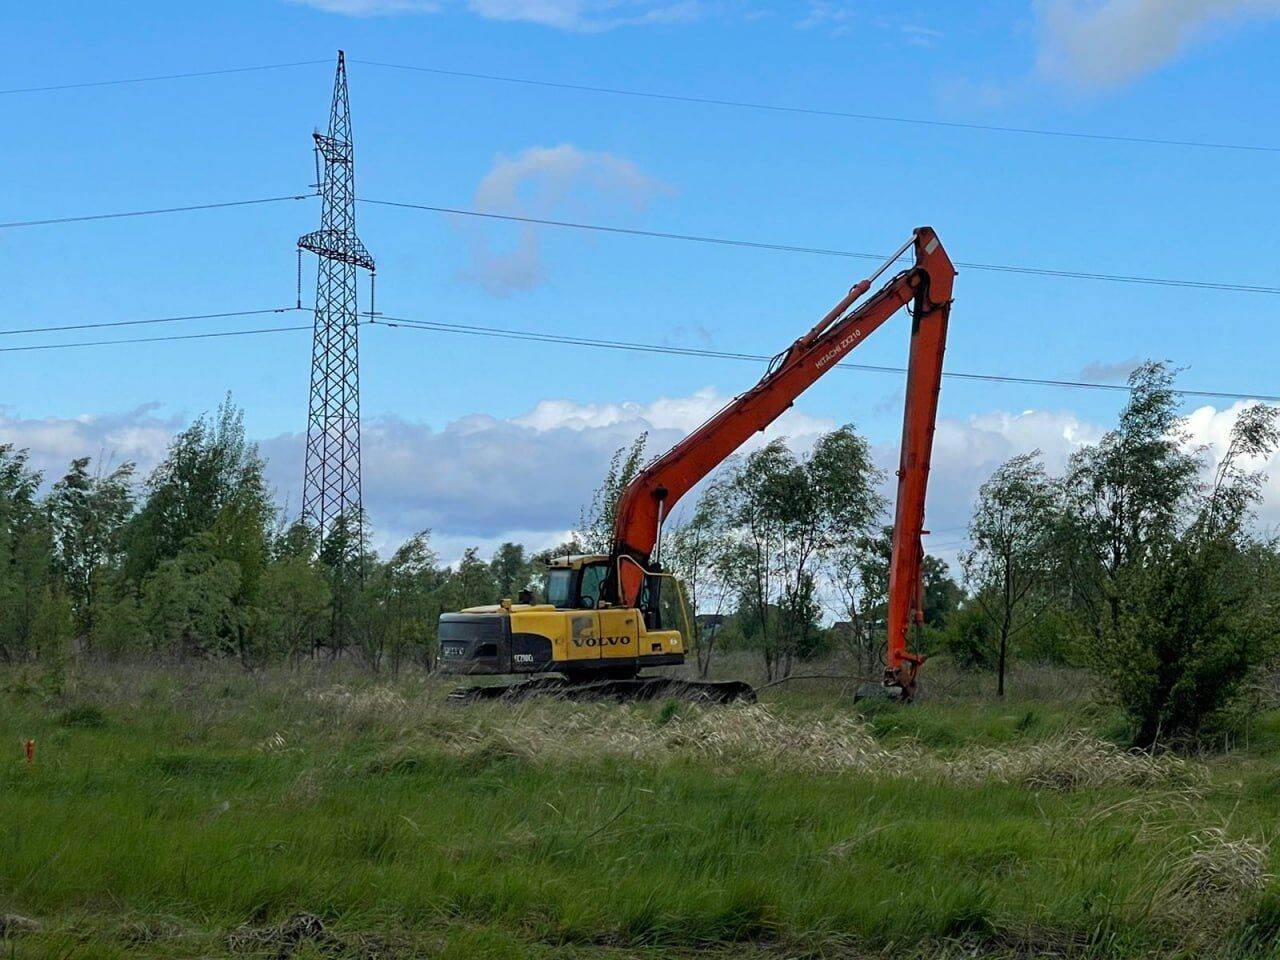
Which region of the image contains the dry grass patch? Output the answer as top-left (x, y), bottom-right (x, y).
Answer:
top-left (952, 735), bottom-right (1202, 792)
top-left (1154, 827), bottom-right (1271, 922)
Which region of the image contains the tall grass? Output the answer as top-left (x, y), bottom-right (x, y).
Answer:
top-left (0, 662), bottom-right (1276, 959)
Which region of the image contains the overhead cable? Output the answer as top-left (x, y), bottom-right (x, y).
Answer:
top-left (363, 199), bottom-right (1280, 296)
top-left (0, 195), bottom-right (313, 230)
top-left (352, 58), bottom-right (1280, 155)
top-left (0, 307), bottom-right (296, 337)
top-left (371, 313), bottom-right (1280, 403)
top-left (0, 60), bottom-right (329, 96)
top-left (0, 324), bottom-right (314, 353)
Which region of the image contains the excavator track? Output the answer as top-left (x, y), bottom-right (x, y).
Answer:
top-left (449, 676), bottom-right (756, 705)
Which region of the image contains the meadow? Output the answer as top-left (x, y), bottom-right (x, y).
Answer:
top-left (2, 660), bottom-right (1279, 959)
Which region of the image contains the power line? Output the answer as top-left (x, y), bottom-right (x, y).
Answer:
top-left (3, 304), bottom-right (1271, 405)
top-left (0, 307), bottom-right (296, 337)
top-left (0, 59), bottom-right (330, 96)
top-left (0, 324), bottom-right (314, 354)
top-left (4, 190), bottom-right (1272, 297)
top-left (362, 199), bottom-right (1280, 297)
top-left (370, 313), bottom-right (1280, 404)
top-left (0, 195), bottom-right (314, 230)
top-left (352, 58), bottom-right (1280, 155)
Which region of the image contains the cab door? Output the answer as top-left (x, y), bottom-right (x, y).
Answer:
top-left (565, 612), bottom-right (601, 665)
top-left (597, 607), bottom-right (640, 664)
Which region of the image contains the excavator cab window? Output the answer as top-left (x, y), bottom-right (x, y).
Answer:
top-left (577, 563), bottom-right (608, 609)
top-left (545, 568), bottom-right (573, 609)
top-left (544, 562), bottom-right (611, 610)
top-left (638, 576), bottom-right (657, 629)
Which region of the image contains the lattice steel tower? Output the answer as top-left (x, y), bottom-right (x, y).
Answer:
top-left (299, 51), bottom-right (375, 559)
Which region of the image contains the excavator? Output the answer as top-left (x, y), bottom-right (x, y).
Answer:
top-left (438, 226), bottom-right (955, 703)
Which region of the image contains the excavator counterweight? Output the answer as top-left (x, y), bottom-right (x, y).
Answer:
top-left (439, 227), bottom-right (956, 703)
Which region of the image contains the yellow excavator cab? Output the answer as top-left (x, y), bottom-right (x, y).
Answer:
top-left (437, 554), bottom-right (689, 681)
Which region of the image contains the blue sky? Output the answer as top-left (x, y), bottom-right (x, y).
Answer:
top-left (2, 0), bottom-right (1279, 560)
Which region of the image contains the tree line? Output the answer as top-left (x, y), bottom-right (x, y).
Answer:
top-left (3, 362), bottom-right (1278, 745)
top-left (0, 399), bottom-right (538, 675)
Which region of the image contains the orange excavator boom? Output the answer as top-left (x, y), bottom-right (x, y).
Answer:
top-left (607, 226), bottom-right (955, 696)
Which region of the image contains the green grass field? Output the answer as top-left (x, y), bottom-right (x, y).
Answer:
top-left (2, 662), bottom-right (1278, 959)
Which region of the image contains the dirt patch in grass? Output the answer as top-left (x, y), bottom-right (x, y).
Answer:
top-left (228, 913), bottom-right (386, 959)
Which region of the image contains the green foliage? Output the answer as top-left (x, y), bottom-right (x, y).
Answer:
top-left (1104, 536), bottom-right (1280, 746)
top-left (943, 599), bottom-right (998, 671)
top-left (716, 426), bottom-right (885, 680)
top-left (87, 567), bottom-right (144, 658)
top-left (579, 432), bottom-right (648, 553)
top-left (489, 541), bottom-right (535, 600)
top-left (1060, 362), bottom-right (1200, 636)
top-left (366, 531), bottom-right (448, 672)
top-left (452, 546), bottom-right (499, 609)
top-left (0, 444), bottom-right (56, 662)
top-left (47, 456), bottom-right (135, 639)
top-left (922, 554), bottom-right (962, 628)
top-left (1047, 363), bottom-right (1279, 746)
top-left (141, 543), bottom-right (243, 658)
top-left (256, 555), bottom-right (331, 664)
top-left (124, 396), bottom-right (270, 584)
top-left (963, 451), bottom-right (1062, 695)
top-left (666, 482), bottom-right (737, 676)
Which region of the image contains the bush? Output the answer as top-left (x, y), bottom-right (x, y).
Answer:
top-left (942, 603), bottom-right (997, 672)
top-left (1099, 538), bottom-right (1279, 748)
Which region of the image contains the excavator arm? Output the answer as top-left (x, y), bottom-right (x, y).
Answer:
top-left (608, 226), bottom-right (955, 697)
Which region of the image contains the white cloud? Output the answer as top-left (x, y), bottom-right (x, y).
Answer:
top-left (0, 404), bottom-right (180, 484)
top-left (286, 0), bottom-right (702, 30)
top-left (1035, 0), bottom-right (1280, 89)
top-left (10, 395), bottom-right (1280, 565)
top-left (261, 387), bottom-right (835, 555)
top-left (912, 409), bottom-right (1104, 562)
top-left (512, 387), bottom-right (832, 438)
top-left (458, 144), bottom-right (668, 297)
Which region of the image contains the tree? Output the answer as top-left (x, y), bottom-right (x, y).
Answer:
top-left (451, 547), bottom-right (498, 609)
top-left (1060, 362), bottom-right (1199, 637)
top-left (47, 457), bottom-right (135, 644)
top-left (719, 426), bottom-right (884, 680)
top-left (922, 555), bottom-right (963, 628)
top-left (1095, 402), bottom-right (1280, 746)
top-left (0, 445), bottom-right (56, 662)
top-left (274, 518), bottom-right (320, 561)
top-left (125, 397), bottom-right (272, 584)
top-left (665, 481), bottom-right (736, 677)
top-left (141, 544), bottom-right (243, 658)
top-left (365, 532), bottom-right (448, 672)
top-left (257, 556), bottom-right (331, 666)
top-left (317, 510), bottom-right (370, 658)
top-left (962, 452), bottom-right (1061, 696)
top-left (579, 433), bottom-right (648, 553)
top-left (490, 542), bottom-right (534, 599)
top-left (86, 567), bottom-right (144, 659)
